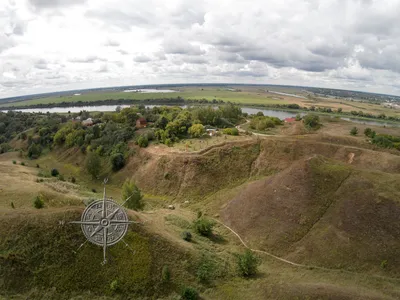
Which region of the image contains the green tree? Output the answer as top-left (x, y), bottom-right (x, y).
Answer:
top-left (181, 287), bottom-right (198, 300)
top-left (193, 218), bottom-right (215, 236)
top-left (85, 152), bottom-right (101, 179)
top-left (303, 114), bottom-right (321, 129)
top-left (33, 195), bottom-right (44, 209)
top-left (236, 249), bottom-right (261, 277)
top-left (27, 143), bottom-right (42, 159)
top-left (350, 127), bottom-right (359, 136)
top-left (188, 124), bottom-right (205, 138)
top-left (122, 179), bottom-right (144, 210)
top-left (110, 153), bottom-right (125, 171)
top-left (364, 128), bottom-right (372, 137)
top-left (137, 135), bottom-right (149, 147)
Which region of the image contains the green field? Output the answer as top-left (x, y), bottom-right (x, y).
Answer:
top-left (0, 87), bottom-right (288, 107)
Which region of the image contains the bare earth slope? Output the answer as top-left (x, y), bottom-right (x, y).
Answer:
top-left (221, 156), bottom-right (400, 276)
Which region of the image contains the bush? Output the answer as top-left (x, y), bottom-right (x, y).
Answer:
top-left (109, 279), bottom-right (119, 293)
top-left (161, 265), bottom-right (171, 283)
top-left (12, 160), bottom-right (16, 164)
top-left (222, 128), bottom-right (239, 136)
top-left (33, 195), bottom-right (44, 209)
top-left (181, 286), bottom-right (198, 300)
top-left (58, 174), bottom-right (65, 181)
top-left (27, 143), bottom-right (42, 159)
top-left (303, 114), bottom-right (321, 129)
top-left (364, 127), bottom-right (372, 137)
top-left (295, 114), bottom-right (302, 121)
top-left (85, 152), bottom-right (101, 179)
top-left (193, 218), bottom-right (215, 237)
top-left (71, 177), bottom-right (76, 183)
top-left (110, 152), bottom-right (125, 171)
top-left (188, 124), bottom-right (205, 138)
top-left (36, 164), bottom-right (40, 168)
top-left (51, 168), bottom-right (59, 177)
top-left (196, 255), bottom-right (216, 283)
top-left (236, 249), bottom-right (261, 277)
top-left (137, 135), bottom-right (149, 148)
top-left (381, 260), bottom-right (388, 269)
top-left (350, 127), bottom-right (358, 136)
top-left (20, 162), bottom-right (25, 166)
top-left (92, 188), bottom-right (97, 193)
top-left (11, 202), bottom-right (15, 209)
top-left (122, 179), bottom-right (144, 210)
top-left (182, 231), bottom-right (192, 242)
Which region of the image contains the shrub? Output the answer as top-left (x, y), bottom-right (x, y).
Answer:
top-left (196, 255), bottom-right (216, 283)
top-left (161, 265), bottom-right (171, 283)
top-left (36, 164), bottom-right (40, 168)
top-left (11, 202), bottom-right (15, 209)
top-left (33, 195), bottom-right (44, 209)
top-left (71, 177), bottom-right (76, 183)
top-left (20, 162), bottom-right (25, 166)
top-left (188, 124), bottom-right (205, 138)
top-left (381, 260), bottom-right (388, 269)
top-left (27, 143), bottom-right (42, 159)
top-left (181, 286), bottom-right (198, 300)
top-left (12, 160), bottom-right (16, 164)
top-left (92, 188), bottom-right (97, 193)
top-left (236, 249), bottom-right (261, 277)
top-left (182, 231), bottom-right (192, 242)
top-left (303, 114), bottom-right (321, 129)
top-left (222, 128), bottom-right (239, 136)
top-left (85, 152), bottom-right (101, 179)
top-left (110, 152), bottom-right (125, 171)
top-left (350, 127), bottom-right (358, 136)
top-left (364, 127), bottom-right (372, 137)
top-left (193, 218), bottom-right (215, 237)
top-left (109, 279), bottom-right (119, 293)
top-left (137, 135), bottom-right (149, 148)
top-left (122, 179), bottom-right (144, 210)
top-left (58, 174), bottom-right (65, 181)
top-left (295, 114), bottom-right (302, 121)
top-left (51, 168), bottom-right (59, 177)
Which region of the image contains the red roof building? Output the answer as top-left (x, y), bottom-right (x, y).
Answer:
top-left (136, 117), bottom-right (147, 128)
top-left (284, 117), bottom-right (296, 123)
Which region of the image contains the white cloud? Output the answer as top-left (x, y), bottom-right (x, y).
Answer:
top-left (2, 0), bottom-right (400, 98)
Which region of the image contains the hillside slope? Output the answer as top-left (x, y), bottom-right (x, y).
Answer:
top-left (221, 156), bottom-right (400, 276)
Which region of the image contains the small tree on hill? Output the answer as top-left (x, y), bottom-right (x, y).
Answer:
top-left (122, 179), bottom-right (144, 210)
top-left (110, 153), bottom-right (125, 171)
top-left (137, 135), bottom-right (149, 148)
top-left (350, 127), bottom-right (359, 136)
top-left (188, 124), bottom-right (205, 138)
top-left (33, 195), bottom-right (44, 209)
top-left (364, 128), bottom-right (374, 137)
top-left (303, 114), bottom-right (321, 129)
top-left (193, 217), bottom-right (215, 237)
top-left (85, 152), bottom-right (101, 179)
top-left (236, 249), bottom-right (261, 277)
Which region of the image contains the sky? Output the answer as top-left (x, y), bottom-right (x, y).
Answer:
top-left (1, 0), bottom-right (400, 98)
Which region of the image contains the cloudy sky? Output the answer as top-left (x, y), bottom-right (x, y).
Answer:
top-left (1, 0), bottom-right (400, 98)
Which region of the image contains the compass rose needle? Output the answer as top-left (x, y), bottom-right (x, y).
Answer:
top-left (90, 224), bottom-right (104, 237)
top-left (69, 220), bottom-right (101, 225)
top-left (106, 207), bottom-right (120, 219)
top-left (102, 181), bottom-right (107, 218)
top-left (103, 226), bottom-right (108, 264)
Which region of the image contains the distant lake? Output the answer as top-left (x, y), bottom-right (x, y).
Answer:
top-left (1, 105), bottom-right (398, 127)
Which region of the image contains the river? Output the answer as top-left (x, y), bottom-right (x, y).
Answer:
top-left (1, 105), bottom-right (398, 127)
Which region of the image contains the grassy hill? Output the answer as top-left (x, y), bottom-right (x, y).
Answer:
top-left (2, 131), bottom-right (400, 299)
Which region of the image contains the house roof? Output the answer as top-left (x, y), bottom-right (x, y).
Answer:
top-left (284, 117), bottom-right (296, 122)
top-left (137, 117), bottom-right (147, 124)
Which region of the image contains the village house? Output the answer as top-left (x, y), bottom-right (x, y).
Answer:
top-left (136, 117), bottom-right (147, 128)
top-left (82, 118), bottom-right (93, 126)
top-left (284, 117), bottom-right (296, 123)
